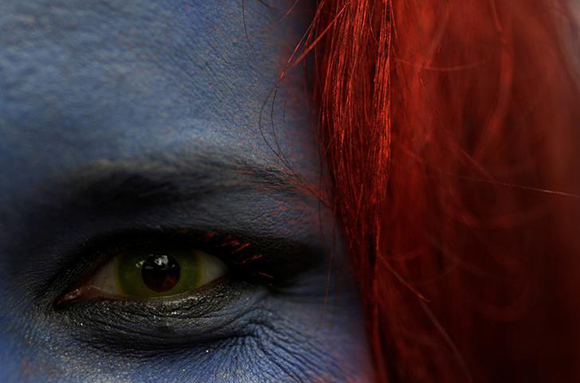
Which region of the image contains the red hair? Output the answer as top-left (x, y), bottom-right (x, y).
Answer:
top-left (305, 0), bottom-right (580, 381)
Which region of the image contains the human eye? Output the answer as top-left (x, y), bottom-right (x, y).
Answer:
top-left (57, 235), bottom-right (228, 303)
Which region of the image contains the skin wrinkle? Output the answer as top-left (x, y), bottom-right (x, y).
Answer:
top-left (0, 0), bottom-right (373, 382)
top-left (245, 299), bottom-right (360, 382)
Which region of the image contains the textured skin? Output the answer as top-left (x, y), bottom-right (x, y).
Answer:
top-left (0, 1), bottom-right (372, 382)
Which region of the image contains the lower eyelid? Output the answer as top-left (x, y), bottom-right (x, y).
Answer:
top-left (52, 279), bottom-right (270, 353)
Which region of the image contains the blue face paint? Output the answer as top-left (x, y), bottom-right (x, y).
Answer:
top-left (0, 0), bottom-right (373, 381)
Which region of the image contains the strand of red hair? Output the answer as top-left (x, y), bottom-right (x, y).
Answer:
top-left (305, 0), bottom-right (580, 382)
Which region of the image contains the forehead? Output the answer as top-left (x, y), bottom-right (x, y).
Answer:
top-left (0, 0), bottom-right (315, 192)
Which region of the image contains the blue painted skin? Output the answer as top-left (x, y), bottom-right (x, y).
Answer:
top-left (0, 1), bottom-right (373, 382)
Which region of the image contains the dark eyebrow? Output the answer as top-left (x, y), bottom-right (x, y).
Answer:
top-left (58, 150), bottom-right (302, 212)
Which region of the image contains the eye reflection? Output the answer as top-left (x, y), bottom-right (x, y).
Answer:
top-left (59, 246), bottom-right (227, 303)
top-left (141, 254), bottom-right (180, 293)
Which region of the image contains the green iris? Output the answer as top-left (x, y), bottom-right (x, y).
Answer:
top-left (115, 247), bottom-right (203, 298)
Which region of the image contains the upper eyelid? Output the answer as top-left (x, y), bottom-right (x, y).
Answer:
top-left (12, 178), bottom-right (332, 298)
top-left (11, 152), bottom-right (331, 302)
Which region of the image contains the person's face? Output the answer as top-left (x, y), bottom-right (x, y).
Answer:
top-left (0, 1), bottom-right (372, 382)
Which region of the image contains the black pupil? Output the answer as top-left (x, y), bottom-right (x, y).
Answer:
top-left (141, 254), bottom-right (180, 293)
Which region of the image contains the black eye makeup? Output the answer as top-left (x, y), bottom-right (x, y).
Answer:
top-left (44, 226), bottom-right (326, 353)
top-left (54, 228), bottom-right (324, 305)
